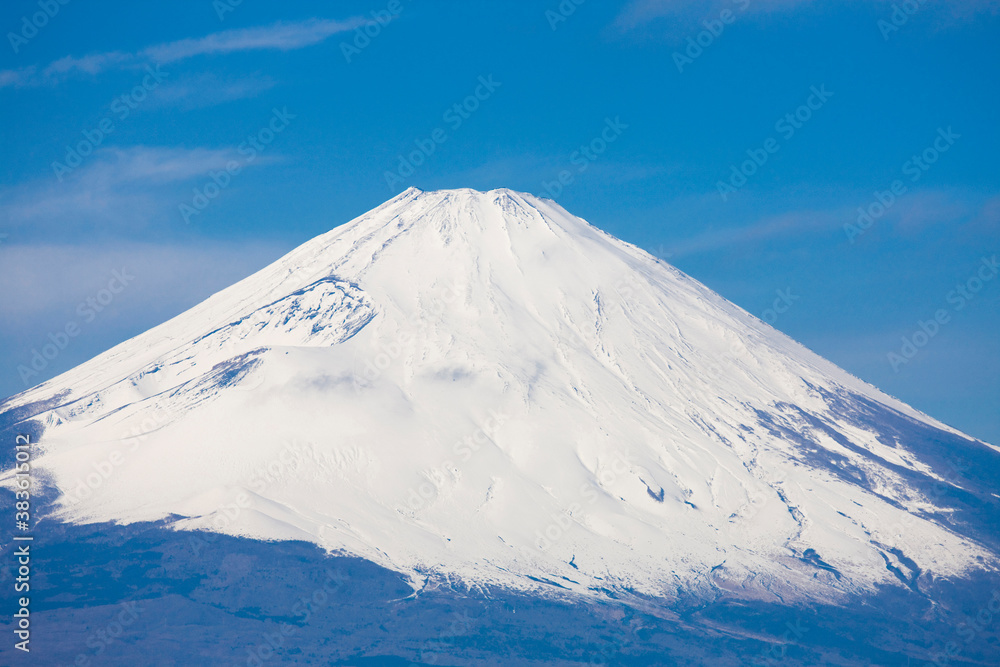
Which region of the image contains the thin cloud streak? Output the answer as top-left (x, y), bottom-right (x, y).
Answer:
top-left (0, 146), bottom-right (266, 234)
top-left (143, 18), bottom-right (365, 63)
top-left (613, 0), bottom-right (1000, 32)
top-left (666, 208), bottom-right (845, 258)
top-left (0, 239), bottom-right (288, 402)
top-left (148, 73), bottom-right (277, 110)
top-left (0, 66), bottom-right (36, 87)
top-left (0, 240), bottom-right (286, 321)
top-left (661, 189), bottom-right (1000, 258)
top-left (0, 17), bottom-right (365, 88)
top-left (613, 0), bottom-right (805, 31)
top-left (44, 51), bottom-right (133, 77)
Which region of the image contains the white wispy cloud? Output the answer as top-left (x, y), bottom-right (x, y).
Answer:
top-left (0, 17), bottom-right (364, 88)
top-left (0, 66), bottom-right (36, 87)
top-left (43, 51), bottom-right (134, 77)
top-left (0, 240), bottom-right (285, 322)
top-left (85, 145), bottom-right (241, 184)
top-left (880, 190), bottom-right (1000, 237)
top-left (0, 146), bottom-right (260, 234)
top-left (613, 0), bottom-right (1000, 32)
top-left (142, 18), bottom-right (364, 63)
top-left (661, 188), bottom-right (1000, 258)
top-left (147, 73), bottom-right (277, 110)
top-left (665, 207), bottom-right (846, 258)
top-left (0, 238), bottom-right (288, 399)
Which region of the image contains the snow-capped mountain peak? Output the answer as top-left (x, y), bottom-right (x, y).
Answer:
top-left (3, 188), bottom-right (998, 606)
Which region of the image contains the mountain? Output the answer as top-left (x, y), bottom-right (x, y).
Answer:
top-left (3, 188), bottom-right (1000, 664)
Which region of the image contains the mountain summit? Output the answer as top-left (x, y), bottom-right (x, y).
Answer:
top-left (4, 187), bottom-right (999, 606)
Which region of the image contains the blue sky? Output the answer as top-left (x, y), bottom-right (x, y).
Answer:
top-left (1, 0), bottom-right (997, 444)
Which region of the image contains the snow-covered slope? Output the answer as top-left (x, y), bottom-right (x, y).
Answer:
top-left (3, 187), bottom-right (998, 605)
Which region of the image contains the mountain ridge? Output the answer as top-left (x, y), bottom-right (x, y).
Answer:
top-left (3, 187), bottom-right (998, 610)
